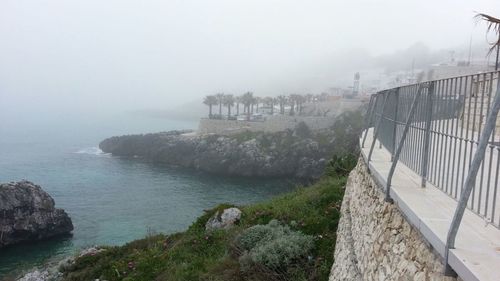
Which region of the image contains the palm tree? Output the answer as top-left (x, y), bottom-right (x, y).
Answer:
top-left (215, 93), bottom-right (224, 116)
top-left (277, 95), bottom-right (287, 115)
top-left (475, 13), bottom-right (500, 70)
top-left (272, 97), bottom-right (278, 114)
top-left (241, 92), bottom-right (254, 120)
top-left (203, 95), bottom-right (218, 118)
top-left (251, 97), bottom-right (259, 114)
top-left (296, 94), bottom-right (307, 115)
top-left (255, 97), bottom-right (262, 113)
top-left (235, 96), bottom-right (241, 116)
top-left (223, 94), bottom-right (235, 118)
top-left (288, 94), bottom-right (298, 116)
top-left (306, 93), bottom-right (314, 103)
top-left (263, 97), bottom-right (274, 114)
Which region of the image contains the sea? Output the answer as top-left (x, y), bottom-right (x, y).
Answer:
top-left (0, 111), bottom-right (295, 278)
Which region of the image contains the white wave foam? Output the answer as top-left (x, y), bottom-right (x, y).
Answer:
top-left (75, 147), bottom-right (110, 156)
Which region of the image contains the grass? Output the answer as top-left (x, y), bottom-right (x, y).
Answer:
top-left (62, 110), bottom-right (364, 280)
top-left (61, 173), bottom-right (348, 281)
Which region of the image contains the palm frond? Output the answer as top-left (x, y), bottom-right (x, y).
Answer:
top-left (474, 12), bottom-right (500, 54)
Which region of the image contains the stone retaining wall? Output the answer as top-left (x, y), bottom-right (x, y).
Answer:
top-left (197, 115), bottom-right (336, 135)
top-left (329, 159), bottom-right (461, 281)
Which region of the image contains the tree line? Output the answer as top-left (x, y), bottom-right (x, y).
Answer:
top-left (203, 92), bottom-right (334, 119)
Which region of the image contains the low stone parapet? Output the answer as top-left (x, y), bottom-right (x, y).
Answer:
top-left (197, 115), bottom-right (336, 135)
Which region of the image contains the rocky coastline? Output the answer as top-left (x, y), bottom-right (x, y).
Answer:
top-left (0, 181), bottom-right (73, 249)
top-left (99, 129), bottom-right (327, 180)
top-left (99, 111), bottom-right (362, 181)
top-left (99, 112), bottom-right (362, 181)
top-left (16, 246), bottom-right (105, 281)
top-left (13, 111), bottom-right (362, 280)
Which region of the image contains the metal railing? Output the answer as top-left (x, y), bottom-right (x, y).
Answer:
top-left (362, 71), bottom-right (500, 275)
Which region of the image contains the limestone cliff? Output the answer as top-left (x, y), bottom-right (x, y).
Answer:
top-left (99, 111), bottom-right (363, 181)
top-left (99, 129), bottom-right (329, 180)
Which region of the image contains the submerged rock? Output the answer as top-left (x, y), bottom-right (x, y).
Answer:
top-left (0, 181), bottom-right (73, 248)
top-left (206, 207), bottom-right (242, 230)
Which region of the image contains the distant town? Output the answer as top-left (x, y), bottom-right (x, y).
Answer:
top-left (201, 57), bottom-right (497, 122)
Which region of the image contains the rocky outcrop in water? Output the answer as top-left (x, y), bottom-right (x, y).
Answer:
top-left (0, 181), bottom-right (73, 248)
top-left (99, 130), bottom-right (329, 180)
top-left (99, 111), bottom-right (363, 180)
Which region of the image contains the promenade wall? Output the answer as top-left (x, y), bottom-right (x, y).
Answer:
top-left (197, 115), bottom-right (335, 135)
top-left (329, 160), bottom-right (461, 281)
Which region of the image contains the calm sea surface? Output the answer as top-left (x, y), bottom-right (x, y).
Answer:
top-left (0, 112), bottom-right (295, 278)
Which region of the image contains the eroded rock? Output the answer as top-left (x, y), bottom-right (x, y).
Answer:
top-left (100, 130), bottom-right (331, 180)
top-left (205, 207), bottom-right (242, 231)
top-left (0, 181), bottom-right (73, 248)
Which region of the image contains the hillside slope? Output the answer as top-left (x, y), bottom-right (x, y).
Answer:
top-left (60, 157), bottom-right (356, 281)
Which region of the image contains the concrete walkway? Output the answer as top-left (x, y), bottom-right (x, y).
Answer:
top-left (361, 130), bottom-right (500, 281)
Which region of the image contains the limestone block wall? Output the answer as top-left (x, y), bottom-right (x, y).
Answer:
top-left (197, 115), bottom-right (336, 135)
top-left (329, 159), bottom-right (461, 281)
top-left (297, 98), bottom-right (365, 117)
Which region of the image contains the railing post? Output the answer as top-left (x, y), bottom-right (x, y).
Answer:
top-left (391, 89), bottom-right (400, 161)
top-left (421, 82), bottom-right (435, 187)
top-left (444, 80), bottom-right (500, 276)
top-left (363, 95), bottom-right (374, 128)
top-left (362, 95), bottom-right (377, 148)
top-left (368, 92), bottom-right (389, 162)
top-left (385, 84), bottom-right (426, 202)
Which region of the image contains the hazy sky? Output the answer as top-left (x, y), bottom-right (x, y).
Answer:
top-left (1, 0), bottom-right (499, 116)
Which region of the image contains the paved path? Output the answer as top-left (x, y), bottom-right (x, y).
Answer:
top-left (379, 119), bottom-right (500, 227)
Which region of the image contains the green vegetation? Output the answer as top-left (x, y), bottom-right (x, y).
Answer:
top-left (230, 130), bottom-right (263, 144)
top-left (61, 158), bottom-right (353, 281)
top-left (328, 110), bottom-right (363, 156)
top-left (64, 109), bottom-right (364, 280)
top-left (294, 121), bottom-right (312, 138)
top-left (236, 220), bottom-right (314, 272)
top-left (224, 109), bottom-right (363, 155)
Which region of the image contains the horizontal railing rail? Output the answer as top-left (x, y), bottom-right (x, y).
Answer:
top-left (362, 70), bottom-right (500, 275)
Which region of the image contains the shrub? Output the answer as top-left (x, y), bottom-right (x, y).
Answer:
top-left (244, 231), bottom-right (314, 269)
top-left (237, 225), bottom-right (274, 251)
top-left (294, 121), bottom-right (312, 138)
top-left (235, 220), bottom-right (314, 271)
top-left (324, 154), bottom-right (357, 178)
top-left (236, 219), bottom-right (286, 250)
top-left (329, 110), bottom-right (363, 156)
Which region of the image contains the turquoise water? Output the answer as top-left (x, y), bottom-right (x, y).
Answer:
top-left (0, 112), bottom-right (294, 278)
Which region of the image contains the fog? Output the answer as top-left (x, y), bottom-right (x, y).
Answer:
top-left (1, 0), bottom-right (499, 118)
